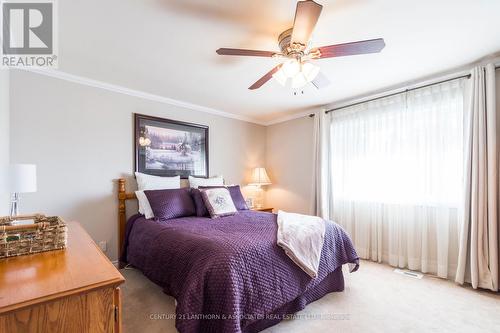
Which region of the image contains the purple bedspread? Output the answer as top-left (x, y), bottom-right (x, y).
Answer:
top-left (121, 211), bottom-right (359, 333)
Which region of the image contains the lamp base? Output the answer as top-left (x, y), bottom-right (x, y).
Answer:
top-left (9, 193), bottom-right (20, 224)
top-left (254, 186), bottom-right (264, 209)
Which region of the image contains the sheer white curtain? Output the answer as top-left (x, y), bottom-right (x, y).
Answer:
top-left (328, 79), bottom-right (466, 278)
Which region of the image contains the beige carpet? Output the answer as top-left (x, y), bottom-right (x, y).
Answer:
top-left (120, 260), bottom-right (500, 333)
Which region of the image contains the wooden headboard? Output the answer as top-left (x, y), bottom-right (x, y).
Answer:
top-left (117, 178), bottom-right (136, 267)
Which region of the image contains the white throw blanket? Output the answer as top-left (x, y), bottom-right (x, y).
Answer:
top-left (276, 210), bottom-right (326, 278)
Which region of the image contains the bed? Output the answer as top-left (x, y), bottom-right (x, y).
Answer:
top-left (117, 178), bottom-right (359, 333)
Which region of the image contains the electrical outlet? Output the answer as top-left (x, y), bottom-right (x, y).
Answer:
top-left (98, 241), bottom-right (107, 252)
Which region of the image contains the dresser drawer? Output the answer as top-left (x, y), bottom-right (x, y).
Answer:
top-left (0, 286), bottom-right (121, 333)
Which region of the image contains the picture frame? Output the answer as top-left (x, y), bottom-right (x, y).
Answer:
top-left (134, 113), bottom-right (209, 179)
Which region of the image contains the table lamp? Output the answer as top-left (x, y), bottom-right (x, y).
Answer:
top-left (249, 167), bottom-right (271, 209)
top-left (9, 164), bottom-right (37, 220)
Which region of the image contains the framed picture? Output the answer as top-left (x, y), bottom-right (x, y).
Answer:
top-left (135, 113), bottom-right (209, 178)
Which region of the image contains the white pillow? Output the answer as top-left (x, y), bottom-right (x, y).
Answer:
top-left (135, 172), bottom-right (180, 218)
top-left (135, 172), bottom-right (180, 191)
top-left (188, 175), bottom-right (224, 188)
top-left (135, 190), bottom-right (155, 219)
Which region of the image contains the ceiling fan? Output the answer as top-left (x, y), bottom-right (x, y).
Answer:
top-left (216, 0), bottom-right (385, 90)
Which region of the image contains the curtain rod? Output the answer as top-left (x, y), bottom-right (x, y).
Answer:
top-left (323, 73), bottom-right (471, 114)
top-left (309, 67), bottom-right (499, 118)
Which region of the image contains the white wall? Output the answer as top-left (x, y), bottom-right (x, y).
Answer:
top-left (0, 69), bottom-right (9, 216)
top-left (265, 116), bottom-right (314, 214)
top-left (9, 69), bottom-right (266, 261)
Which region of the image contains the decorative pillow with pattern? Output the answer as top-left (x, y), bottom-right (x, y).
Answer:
top-left (198, 185), bottom-right (249, 211)
top-left (191, 186), bottom-right (247, 217)
top-left (200, 188), bottom-right (237, 218)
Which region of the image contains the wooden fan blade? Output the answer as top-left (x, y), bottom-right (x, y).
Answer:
top-left (249, 64), bottom-right (282, 90)
top-left (312, 38), bottom-right (385, 59)
top-left (216, 48), bottom-right (277, 57)
top-left (290, 0), bottom-right (323, 45)
top-left (312, 71), bottom-right (330, 89)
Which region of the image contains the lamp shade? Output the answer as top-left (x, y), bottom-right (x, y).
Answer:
top-left (9, 164), bottom-right (37, 193)
top-left (249, 167), bottom-right (271, 186)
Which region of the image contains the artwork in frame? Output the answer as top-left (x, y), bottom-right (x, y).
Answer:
top-left (135, 114), bottom-right (209, 179)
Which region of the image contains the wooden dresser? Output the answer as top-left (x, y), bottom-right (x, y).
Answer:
top-left (0, 221), bottom-right (125, 333)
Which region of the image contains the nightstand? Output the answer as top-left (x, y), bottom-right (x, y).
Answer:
top-left (252, 207), bottom-right (274, 213)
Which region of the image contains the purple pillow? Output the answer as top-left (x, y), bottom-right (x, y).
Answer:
top-left (144, 188), bottom-right (195, 220)
top-left (190, 188), bottom-right (209, 217)
top-left (199, 185), bottom-right (249, 211)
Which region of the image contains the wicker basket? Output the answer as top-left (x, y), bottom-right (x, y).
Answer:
top-left (0, 214), bottom-right (67, 259)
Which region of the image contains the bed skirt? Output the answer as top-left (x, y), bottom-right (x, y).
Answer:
top-left (172, 267), bottom-right (345, 333)
top-left (243, 268), bottom-right (344, 332)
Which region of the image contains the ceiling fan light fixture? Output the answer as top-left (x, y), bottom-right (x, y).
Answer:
top-left (272, 68), bottom-right (288, 86)
top-left (282, 59), bottom-right (301, 78)
top-left (302, 62), bottom-right (320, 82)
top-left (273, 60), bottom-right (320, 88)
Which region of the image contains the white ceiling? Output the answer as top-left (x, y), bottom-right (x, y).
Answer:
top-left (58, 0), bottom-right (500, 124)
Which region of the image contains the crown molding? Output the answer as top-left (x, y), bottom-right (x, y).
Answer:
top-left (16, 68), bottom-right (267, 126)
top-left (15, 67), bottom-right (316, 127)
top-left (12, 51), bottom-right (500, 128)
top-left (263, 109), bottom-right (319, 126)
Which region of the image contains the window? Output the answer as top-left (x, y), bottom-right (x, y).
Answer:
top-left (330, 80), bottom-right (465, 207)
top-left (328, 79), bottom-right (466, 278)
